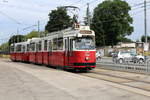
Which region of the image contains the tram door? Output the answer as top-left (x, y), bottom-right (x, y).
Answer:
top-left (65, 38), bottom-right (69, 66)
top-left (48, 40), bottom-right (52, 65)
top-left (65, 38), bottom-right (73, 67)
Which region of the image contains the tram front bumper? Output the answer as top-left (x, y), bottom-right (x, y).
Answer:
top-left (73, 63), bottom-right (96, 68)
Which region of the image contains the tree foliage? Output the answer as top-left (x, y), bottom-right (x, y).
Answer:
top-left (0, 42), bottom-right (9, 53)
top-left (118, 37), bottom-right (133, 43)
top-left (26, 31), bottom-right (39, 39)
top-left (8, 35), bottom-right (26, 46)
top-left (45, 7), bottom-right (72, 33)
top-left (91, 0), bottom-right (134, 47)
top-left (141, 35), bottom-right (150, 42)
top-left (8, 30), bottom-right (48, 46)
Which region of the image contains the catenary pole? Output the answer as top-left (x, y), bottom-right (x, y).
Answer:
top-left (144, 0), bottom-right (147, 43)
top-left (38, 20), bottom-right (40, 37)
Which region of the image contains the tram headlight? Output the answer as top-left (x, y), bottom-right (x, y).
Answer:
top-left (85, 57), bottom-right (90, 61)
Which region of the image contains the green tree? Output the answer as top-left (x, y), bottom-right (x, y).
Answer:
top-left (141, 35), bottom-right (150, 42)
top-left (8, 35), bottom-right (26, 46)
top-left (45, 7), bottom-right (72, 33)
top-left (91, 0), bottom-right (133, 47)
top-left (118, 37), bottom-right (133, 43)
top-left (26, 31), bottom-right (39, 39)
top-left (0, 42), bottom-right (9, 53)
top-left (8, 30), bottom-right (47, 46)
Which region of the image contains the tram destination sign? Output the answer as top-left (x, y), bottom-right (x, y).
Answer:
top-left (80, 30), bottom-right (92, 34)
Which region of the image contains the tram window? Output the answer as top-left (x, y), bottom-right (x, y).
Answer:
top-left (35, 42), bottom-right (41, 52)
top-left (22, 46), bottom-right (25, 52)
top-left (65, 39), bottom-right (67, 50)
top-left (53, 38), bottom-right (57, 50)
top-left (36, 43), bottom-right (38, 51)
top-left (19, 45), bottom-right (22, 52)
top-left (70, 39), bottom-right (73, 51)
top-left (27, 44), bottom-right (30, 51)
top-left (44, 40), bottom-right (48, 51)
top-left (58, 38), bottom-right (63, 50)
top-left (30, 43), bottom-right (35, 52)
top-left (75, 37), bottom-right (95, 50)
top-left (49, 41), bottom-right (52, 51)
top-left (10, 46), bottom-right (14, 53)
top-left (16, 45), bottom-right (22, 52)
top-left (38, 41), bottom-right (42, 51)
top-left (32, 43), bottom-right (35, 51)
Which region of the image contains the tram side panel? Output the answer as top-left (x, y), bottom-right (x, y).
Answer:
top-left (10, 53), bottom-right (16, 61)
top-left (50, 51), bottom-right (59, 67)
top-left (36, 52), bottom-right (43, 64)
top-left (10, 46), bottom-right (16, 61)
top-left (48, 52), bottom-right (53, 66)
top-left (29, 52), bottom-right (36, 63)
top-left (22, 52), bottom-right (26, 62)
top-left (47, 51), bottom-right (64, 67)
top-left (26, 52), bottom-right (30, 62)
top-left (22, 52), bottom-right (29, 62)
top-left (15, 53), bottom-right (19, 61)
top-left (56, 51), bottom-right (64, 66)
top-left (16, 53), bottom-right (22, 61)
top-left (43, 52), bottom-right (49, 65)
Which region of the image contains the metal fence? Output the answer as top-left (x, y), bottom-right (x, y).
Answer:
top-left (96, 57), bottom-right (150, 74)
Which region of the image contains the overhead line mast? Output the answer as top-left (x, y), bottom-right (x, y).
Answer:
top-left (144, 0), bottom-right (147, 43)
top-left (86, 3), bottom-right (91, 26)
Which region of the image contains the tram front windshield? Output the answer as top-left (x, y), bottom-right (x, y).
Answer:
top-left (75, 37), bottom-right (95, 50)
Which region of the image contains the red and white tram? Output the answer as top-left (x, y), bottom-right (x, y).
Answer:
top-left (10, 26), bottom-right (96, 70)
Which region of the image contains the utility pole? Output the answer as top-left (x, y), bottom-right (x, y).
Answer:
top-left (86, 3), bottom-right (91, 26)
top-left (17, 28), bottom-right (19, 43)
top-left (144, 0), bottom-right (147, 43)
top-left (38, 20), bottom-right (40, 37)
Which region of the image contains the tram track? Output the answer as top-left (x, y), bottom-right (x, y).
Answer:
top-left (91, 70), bottom-right (150, 84)
top-left (79, 69), bottom-right (150, 97)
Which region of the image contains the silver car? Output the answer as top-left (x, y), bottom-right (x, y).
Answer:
top-left (113, 51), bottom-right (145, 64)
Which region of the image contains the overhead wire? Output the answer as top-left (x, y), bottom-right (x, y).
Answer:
top-left (131, 1), bottom-right (150, 11)
top-left (131, 1), bottom-right (150, 8)
top-left (0, 10), bottom-right (21, 24)
top-left (1, 0), bottom-right (150, 44)
top-left (131, 6), bottom-right (150, 16)
top-left (19, 0), bottom-right (84, 34)
top-left (20, 0), bottom-right (150, 33)
top-left (69, 0), bottom-right (83, 6)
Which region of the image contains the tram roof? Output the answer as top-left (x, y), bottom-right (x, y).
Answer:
top-left (12, 42), bottom-right (27, 46)
top-left (10, 26), bottom-right (95, 46)
top-left (46, 26), bottom-right (95, 38)
top-left (10, 39), bottom-right (31, 46)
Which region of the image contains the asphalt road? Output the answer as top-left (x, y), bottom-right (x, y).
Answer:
top-left (0, 58), bottom-right (150, 100)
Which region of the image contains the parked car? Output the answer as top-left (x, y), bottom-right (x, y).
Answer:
top-left (109, 51), bottom-right (118, 57)
top-left (113, 51), bottom-right (145, 64)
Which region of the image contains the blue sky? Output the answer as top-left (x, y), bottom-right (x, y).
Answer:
top-left (0, 0), bottom-right (149, 44)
